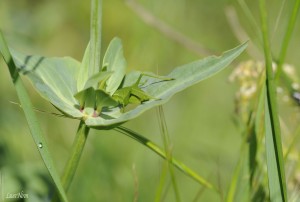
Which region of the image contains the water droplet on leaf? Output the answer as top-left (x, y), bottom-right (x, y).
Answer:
top-left (38, 142), bottom-right (43, 148)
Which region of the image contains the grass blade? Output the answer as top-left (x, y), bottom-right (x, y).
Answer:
top-left (275, 0), bottom-right (300, 80)
top-left (265, 97), bottom-right (283, 201)
top-left (259, 0), bottom-right (287, 201)
top-left (155, 161), bottom-right (169, 202)
top-left (284, 124), bottom-right (300, 160)
top-left (0, 31), bottom-right (69, 202)
top-left (114, 126), bottom-right (219, 193)
top-left (156, 106), bottom-right (181, 202)
top-left (225, 153), bottom-right (243, 202)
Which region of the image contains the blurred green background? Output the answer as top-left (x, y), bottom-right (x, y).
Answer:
top-left (1, 0), bottom-right (300, 201)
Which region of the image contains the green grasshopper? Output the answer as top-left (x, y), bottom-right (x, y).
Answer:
top-left (74, 72), bottom-right (173, 116)
top-left (74, 37), bottom-right (173, 116)
top-left (112, 73), bottom-right (173, 109)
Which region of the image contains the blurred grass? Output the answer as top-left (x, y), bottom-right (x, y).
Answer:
top-left (1, 0), bottom-right (300, 201)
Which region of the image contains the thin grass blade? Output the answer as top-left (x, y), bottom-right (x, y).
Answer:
top-left (225, 154), bottom-right (243, 202)
top-left (156, 106), bottom-right (181, 202)
top-left (275, 0), bottom-right (300, 80)
top-left (114, 126), bottom-right (219, 192)
top-left (265, 97), bottom-right (283, 201)
top-left (0, 31), bottom-right (69, 202)
top-left (260, 0), bottom-right (287, 201)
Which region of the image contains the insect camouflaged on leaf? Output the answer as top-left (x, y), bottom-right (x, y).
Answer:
top-left (112, 73), bottom-right (174, 110)
top-left (74, 71), bottom-right (173, 116)
top-left (73, 38), bottom-right (174, 117)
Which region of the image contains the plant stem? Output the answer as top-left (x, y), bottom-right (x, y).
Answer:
top-left (90, 0), bottom-right (102, 75)
top-left (115, 126), bottom-right (219, 193)
top-left (52, 121), bottom-right (90, 202)
top-left (62, 121), bottom-right (90, 191)
top-left (259, 0), bottom-right (287, 201)
top-left (275, 0), bottom-right (300, 81)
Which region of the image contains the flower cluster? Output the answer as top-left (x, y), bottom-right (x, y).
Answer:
top-left (230, 60), bottom-right (300, 121)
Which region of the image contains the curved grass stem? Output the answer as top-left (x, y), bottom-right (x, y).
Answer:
top-left (115, 126), bottom-right (219, 193)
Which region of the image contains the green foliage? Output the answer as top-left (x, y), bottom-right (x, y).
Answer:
top-left (102, 37), bottom-right (127, 95)
top-left (0, 0), bottom-right (247, 201)
top-left (5, 0), bottom-right (300, 201)
top-left (114, 126), bottom-right (218, 192)
top-left (9, 37), bottom-right (247, 128)
top-left (0, 31), bottom-right (69, 202)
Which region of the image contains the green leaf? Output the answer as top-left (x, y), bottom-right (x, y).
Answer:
top-left (82, 87), bottom-right (96, 109)
top-left (265, 96), bottom-right (283, 202)
top-left (10, 41), bottom-right (247, 128)
top-left (74, 87), bottom-right (118, 118)
top-left (86, 42), bottom-right (248, 127)
top-left (12, 50), bottom-right (82, 118)
top-left (103, 37), bottom-right (127, 95)
top-left (0, 31), bottom-right (69, 202)
top-left (77, 42), bottom-right (90, 91)
top-left (74, 87), bottom-right (95, 117)
top-left (260, 0), bottom-right (287, 200)
top-left (83, 71), bottom-right (113, 90)
top-left (95, 89), bottom-right (118, 113)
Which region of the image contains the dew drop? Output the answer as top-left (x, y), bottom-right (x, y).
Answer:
top-left (38, 142), bottom-right (43, 149)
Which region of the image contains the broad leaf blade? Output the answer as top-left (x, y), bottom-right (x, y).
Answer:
top-left (103, 37), bottom-right (127, 95)
top-left (12, 50), bottom-right (82, 118)
top-left (83, 71), bottom-right (113, 90)
top-left (9, 41), bottom-right (247, 128)
top-left (86, 42), bottom-right (248, 127)
top-left (0, 31), bottom-right (69, 202)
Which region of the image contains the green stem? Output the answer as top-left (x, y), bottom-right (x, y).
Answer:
top-left (275, 0), bottom-right (300, 81)
top-left (260, 0), bottom-right (287, 201)
top-left (61, 121), bottom-right (90, 191)
top-left (90, 0), bottom-right (102, 75)
top-left (115, 126), bottom-right (219, 193)
top-left (52, 121), bottom-right (90, 202)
